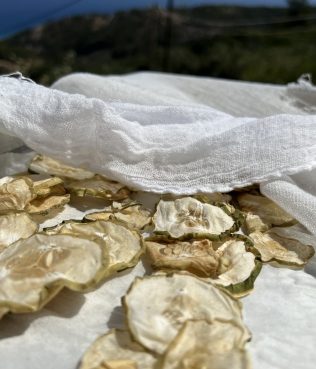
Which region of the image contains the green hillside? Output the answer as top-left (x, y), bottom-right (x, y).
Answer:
top-left (0, 5), bottom-right (316, 85)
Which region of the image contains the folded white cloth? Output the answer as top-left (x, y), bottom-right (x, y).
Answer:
top-left (1, 71), bottom-right (316, 234)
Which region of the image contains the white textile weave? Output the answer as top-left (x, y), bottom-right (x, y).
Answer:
top-left (0, 72), bottom-right (316, 235)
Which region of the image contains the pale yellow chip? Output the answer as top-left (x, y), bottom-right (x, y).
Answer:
top-left (33, 176), bottom-right (65, 197)
top-left (163, 192), bottom-right (232, 204)
top-left (250, 230), bottom-right (315, 267)
top-left (0, 212), bottom-right (38, 252)
top-left (29, 154), bottom-right (95, 180)
top-left (45, 220), bottom-right (144, 276)
top-left (269, 224), bottom-right (316, 256)
top-left (212, 239), bottom-right (260, 298)
top-left (99, 361), bottom-right (137, 369)
top-left (65, 175), bottom-right (130, 201)
top-left (85, 203), bottom-right (151, 230)
top-left (32, 175), bottom-right (63, 190)
top-left (0, 307), bottom-right (9, 319)
top-left (26, 194), bottom-right (70, 215)
top-left (0, 176), bottom-right (15, 186)
top-left (159, 319), bottom-right (251, 369)
top-left (84, 212), bottom-right (112, 222)
top-left (0, 176), bottom-right (34, 212)
top-left (37, 183), bottom-right (66, 198)
top-left (79, 329), bottom-right (156, 369)
top-left (146, 239), bottom-right (219, 277)
top-left (153, 197), bottom-right (235, 239)
top-left (124, 273), bottom-right (250, 354)
top-left (0, 234), bottom-right (105, 317)
top-left (146, 238), bottom-right (259, 297)
top-left (244, 213), bottom-right (269, 233)
top-left (194, 192), bottom-right (232, 204)
top-left (214, 240), bottom-right (256, 287)
top-left (237, 193), bottom-right (295, 228)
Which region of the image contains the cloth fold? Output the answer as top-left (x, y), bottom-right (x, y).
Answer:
top-left (1, 72), bottom-right (316, 234)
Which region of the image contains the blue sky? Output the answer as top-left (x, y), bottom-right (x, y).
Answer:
top-left (1, 0), bottom-right (315, 37)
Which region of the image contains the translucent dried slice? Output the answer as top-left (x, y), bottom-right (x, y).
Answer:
top-left (244, 213), bottom-right (269, 233)
top-left (29, 154), bottom-right (95, 180)
top-left (159, 320), bottom-right (251, 369)
top-left (0, 213), bottom-right (38, 252)
top-left (194, 192), bottom-right (232, 204)
top-left (0, 176), bottom-right (14, 186)
top-left (146, 238), bottom-right (259, 297)
top-left (0, 307), bottom-right (9, 319)
top-left (250, 230), bottom-right (315, 267)
top-left (146, 239), bottom-right (219, 277)
top-left (268, 229), bottom-right (315, 265)
top-left (38, 183), bottom-right (66, 198)
top-left (46, 220), bottom-right (143, 274)
top-left (85, 203), bottom-right (151, 230)
top-left (0, 234), bottom-right (105, 315)
top-left (124, 273), bottom-right (250, 354)
top-left (32, 176), bottom-right (63, 190)
top-left (234, 184), bottom-right (260, 193)
top-left (84, 211), bottom-right (112, 222)
top-left (222, 261), bottom-right (262, 299)
top-left (79, 329), bottom-right (156, 369)
top-left (26, 194), bottom-right (70, 215)
top-left (237, 193), bottom-right (295, 228)
top-left (0, 176), bottom-right (34, 212)
top-left (153, 197), bottom-right (235, 239)
top-left (65, 175), bottom-right (130, 201)
top-left (214, 240), bottom-right (256, 287)
top-left (269, 224), bottom-right (316, 251)
top-left (91, 360), bottom-right (136, 369)
top-left (33, 176), bottom-right (65, 197)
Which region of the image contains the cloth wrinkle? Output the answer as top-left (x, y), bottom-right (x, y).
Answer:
top-left (1, 72), bottom-right (316, 235)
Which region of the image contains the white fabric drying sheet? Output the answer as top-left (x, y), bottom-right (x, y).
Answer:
top-left (1, 72), bottom-right (316, 235)
top-left (0, 71), bottom-right (316, 369)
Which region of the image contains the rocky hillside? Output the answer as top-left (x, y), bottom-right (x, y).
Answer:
top-left (0, 5), bottom-right (316, 85)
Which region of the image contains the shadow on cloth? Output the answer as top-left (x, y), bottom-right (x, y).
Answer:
top-left (107, 305), bottom-right (126, 330)
top-left (305, 256), bottom-right (316, 279)
top-left (0, 289), bottom-right (86, 339)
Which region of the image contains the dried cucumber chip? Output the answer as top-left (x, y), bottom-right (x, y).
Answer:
top-left (244, 213), bottom-right (269, 233)
top-left (0, 174), bottom-right (68, 216)
top-left (250, 230), bottom-right (314, 267)
top-left (32, 176), bottom-right (65, 197)
top-left (124, 273), bottom-right (250, 354)
top-left (65, 175), bottom-right (130, 201)
top-left (45, 220), bottom-right (144, 276)
top-left (0, 177), bottom-right (35, 213)
top-left (237, 193), bottom-right (295, 231)
top-left (153, 197), bottom-right (237, 240)
top-left (146, 239), bottom-right (219, 278)
top-left (213, 240), bottom-right (256, 288)
top-left (29, 154), bottom-right (95, 180)
top-left (0, 213), bottom-right (38, 252)
top-left (193, 192), bottom-right (232, 204)
top-left (146, 238), bottom-right (259, 297)
top-left (79, 329), bottom-right (156, 369)
top-left (26, 194), bottom-right (70, 215)
top-left (85, 202), bottom-right (151, 230)
top-left (0, 234), bottom-right (106, 317)
top-left (159, 319), bottom-right (251, 369)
